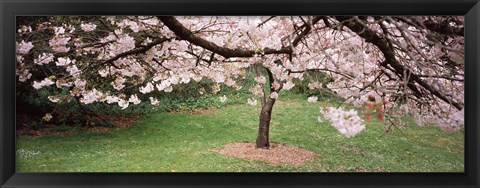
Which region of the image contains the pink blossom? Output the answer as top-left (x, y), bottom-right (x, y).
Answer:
top-left (128, 94), bottom-right (141, 104)
top-left (164, 86), bottom-right (173, 92)
top-left (66, 65), bottom-right (80, 75)
top-left (212, 73), bottom-right (225, 83)
top-left (34, 53), bottom-right (54, 65)
top-left (80, 89), bottom-right (104, 104)
top-left (43, 113), bottom-right (53, 122)
top-left (49, 36), bottom-right (71, 53)
top-left (308, 96), bottom-right (318, 103)
top-left (105, 96), bottom-right (119, 104)
top-left (270, 92), bottom-right (278, 99)
top-left (55, 57), bottom-right (71, 66)
top-left (320, 107), bottom-right (365, 137)
top-left (118, 99), bottom-right (129, 109)
top-left (16, 40), bottom-right (34, 55)
top-left (249, 85), bottom-right (263, 96)
top-left (33, 78), bottom-right (55, 90)
top-left (255, 76), bottom-right (267, 84)
top-left (112, 77), bottom-right (126, 90)
top-left (139, 82), bottom-right (155, 94)
top-left (48, 96), bottom-right (60, 103)
top-left (117, 34), bottom-right (135, 52)
top-left (308, 82), bottom-right (322, 90)
top-left (16, 64), bottom-right (32, 82)
top-left (17, 25), bottom-right (32, 34)
top-left (80, 22), bottom-right (97, 32)
top-left (220, 95), bottom-right (227, 103)
top-left (247, 98), bottom-right (257, 106)
top-left (150, 97), bottom-right (160, 106)
top-left (53, 26), bottom-right (65, 35)
top-left (155, 81), bottom-right (171, 91)
top-left (283, 81), bottom-right (295, 90)
top-left (74, 78), bottom-right (86, 88)
top-left (98, 69), bottom-right (109, 77)
top-left (118, 19), bottom-right (141, 32)
top-left (56, 79), bottom-right (72, 88)
top-left (273, 82), bottom-right (281, 90)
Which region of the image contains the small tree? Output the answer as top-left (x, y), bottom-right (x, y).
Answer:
top-left (16, 16), bottom-right (464, 148)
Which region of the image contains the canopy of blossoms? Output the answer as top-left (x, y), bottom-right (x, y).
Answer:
top-left (16, 16), bottom-right (464, 136)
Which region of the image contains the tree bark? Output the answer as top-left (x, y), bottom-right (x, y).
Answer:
top-left (256, 98), bottom-right (276, 148)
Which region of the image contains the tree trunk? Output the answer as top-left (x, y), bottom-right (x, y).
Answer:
top-left (256, 98), bottom-right (276, 149)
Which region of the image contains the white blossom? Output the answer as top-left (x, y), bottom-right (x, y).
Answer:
top-left (308, 96), bottom-right (318, 103)
top-left (150, 97), bottom-right (160, 106)
top-left (16, 40), bottom-right (34, 55)
top-left (80, 22), bottom-right (97, 32)
top-left (118, 99), bottom-right (129, 109)
top-left (33, 78), bottom-right (55, 90)
top-left (255, 76), bottom-right (267, 84)
top-left (139, 82), bottom-right (155, 94)
top-left (112, 77), bottom-right (126, 90)
top-left (270, 92), bottom-right (278, 99)
top-left (283, 81), bottom-right (295, 90)
top-left (66, 65), bottom-right (81, 75)
top-left (55, 57), bottom-right (72, 66)
top-left (247, 98), bottom-right (257, 106)
top-left (42, 113), bottom-right (53, 122)
top-left (320, 106), bottom-right (365, 137)
top-left (249, 85), bottom-right (263, 96)
top-left (34, 53), bottom-right (54, 65)
top-left (220, 95), bottom-right (227, 103)
top-left (74, 78), bottom-right (86, 88)
top-left (128, 94), bottom-right (141, 104)
top-left (80, 89), bottom-right (104, 104)
top-left (308, 82), bottom-right (323, 90)
top-left (105, 96), bottom-right (119, 104)
top-left (48, 96), bottom-right (60, 103)
top-left (49, 36), bottom-right (71, 53)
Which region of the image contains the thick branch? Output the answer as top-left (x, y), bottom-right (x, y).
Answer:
top-left (102, 37), bottom-right (169, 66)
top-left (291, 17), bottom-right (322, 47)
top-left (157, 16), bottom-right (293, 58)
top-left (423, 20), bottom-right (464, 37)
top-left (334, 16), bottom-right (463, 110)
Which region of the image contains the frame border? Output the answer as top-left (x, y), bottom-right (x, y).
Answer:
top-left (1, 0), bottom-right (479, 187)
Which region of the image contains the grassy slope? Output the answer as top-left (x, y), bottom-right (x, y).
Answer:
top-left (16, 98), bottom-right (464, 172)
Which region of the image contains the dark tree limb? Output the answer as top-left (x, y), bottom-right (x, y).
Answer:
top-left (333, 16), bottom-right (463, 110)
top-left (158, 16), bottom-right (293, 58)
top-left (423, 19), bottom-right (464, 37)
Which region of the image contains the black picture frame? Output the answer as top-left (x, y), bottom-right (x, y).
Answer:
top-left (1, 0), bottom-right (479, 187)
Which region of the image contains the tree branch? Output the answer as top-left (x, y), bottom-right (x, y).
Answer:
top-left (334, 16), bottom-right (463, 110)
top-left (157, 16), bottom-right (293, 58)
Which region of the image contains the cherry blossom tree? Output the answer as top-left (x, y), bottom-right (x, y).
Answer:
top-left (16, 16), bottom-right (464, 148)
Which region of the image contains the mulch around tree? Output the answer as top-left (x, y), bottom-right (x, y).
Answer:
top-left (213, 142), bottom-right (317, 166)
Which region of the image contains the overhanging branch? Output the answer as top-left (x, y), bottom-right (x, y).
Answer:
top-left (334, 16), bottom-right (463, 110)
top-left (157, 16), bottom-right (293, 58)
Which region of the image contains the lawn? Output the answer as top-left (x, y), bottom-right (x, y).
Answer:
top-left (16, 98), bottom-right (464, 172)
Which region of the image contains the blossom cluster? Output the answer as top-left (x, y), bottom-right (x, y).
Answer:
top-left (320, 107), bottom-right (365, 137)
top-left (33, 78), bottom-right (55, 90)
top-left (247, 98), bottom-right (258, 106)
top-left (14, 16), bottom-right (464, 135)
top-left (34, 53), bottom-right (54, 65)
top-left (307, 96), bottom-right (318, 103)
top-left (80, 22), bottom-right (97, 32)
top-left (49, 35), bottom-right (71, 53)
top-left (16, 40), bottom-right (34, 55)
top-left (219, 95), bottom-right (227, 103)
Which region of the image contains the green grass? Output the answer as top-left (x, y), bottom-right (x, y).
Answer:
top-left (16, 98), bottom-right (464, 172)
